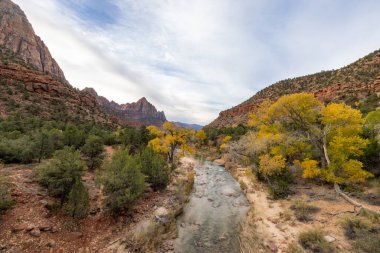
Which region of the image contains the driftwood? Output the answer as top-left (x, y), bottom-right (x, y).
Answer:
top-left (334, 183), bottom-right (380, 215)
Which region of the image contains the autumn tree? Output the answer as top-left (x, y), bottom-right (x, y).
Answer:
top-left (147, 122), bottom-right (194, 165)
top-left (195, 129), bottom-right (207, 145)
top-left (220, 135), bottom-right (232, 150)
top-left (249, 93), bottom-right (374, 210)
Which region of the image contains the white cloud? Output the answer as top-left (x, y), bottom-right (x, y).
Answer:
top-left (12, 0), bottom-right (380, 125)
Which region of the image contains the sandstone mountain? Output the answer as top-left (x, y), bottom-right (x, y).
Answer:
top-left (0, 0), bottom-right (66, 83)
top-left (0, 46), bottom-right (110, 124)
top-left (0, 0), bottom-right (166, 127)
top-left (207, 50), bottom-right (380, 128)
top-left (84, 88), bottom-right (166, 126)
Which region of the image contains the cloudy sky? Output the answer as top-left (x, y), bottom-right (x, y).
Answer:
top-left (13, 0), bottom-right (380, 125)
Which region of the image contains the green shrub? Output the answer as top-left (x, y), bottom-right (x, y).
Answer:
top-left (139, 148), bottom-right (170, 191)
top-left (101, 150), bottom-right (145, 213)
top-left (342, 217), bottom-right (380, 253)
top-left (66, 177), bottom-right (89, 219)
top-left (342, 218), bottom-right (371, 239)
top-left (32, 130), bottom-right (54, 163)
top-left (63, 123), bottom-right (85, 148)
top-left (36, 147), bottom-right (85, 205)
top-left (268, 169), bottom-right (293, 199)
top-left (82, 135), bottom-right (104, 170)
top-left (0, 175), bottom-right (15, 212)
top-left (298, 229), bottom-right (335, 253)
top-left (291, 200), bottom-right (320, 222)
top-left (0, 136), bottom-right (35, 163)
top-left (287, 242), bottom-right (305, 253)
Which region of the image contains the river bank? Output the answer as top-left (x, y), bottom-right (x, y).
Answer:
top-left (224, 159), bottom-right (380, 253)
top-left (107, 157), bottom-right (197, 253)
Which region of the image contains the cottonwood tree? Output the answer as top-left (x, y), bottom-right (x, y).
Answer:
top-left (195, 130), bottom-right (207, 145)
top-left (249, 93), bottom-right (375, 212)
top-left (147, 122), bottom-right (194, 165)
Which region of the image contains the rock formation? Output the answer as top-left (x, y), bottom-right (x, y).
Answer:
top-left (206, 50), bottom-right (380, 128)
top-left (0, 0), bottom-right (167, 127)
top-left (0, 0), bottom-right (66, 83)
top-left (83, 88), bottom-right (166, 126)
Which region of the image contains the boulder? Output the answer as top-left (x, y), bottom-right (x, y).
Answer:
top-left (324, 235), bottom-right (336, 243)
top-left (30, 228), bottom-right (41, 237)
top-left (213, 158), bottom-right (226, 166)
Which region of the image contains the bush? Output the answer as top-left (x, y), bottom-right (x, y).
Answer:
top-left (287, 242), bottom-right (305, 253)
top-left (291, 200), bottom-right (320, 222)
top-left (63, 123), bottom-right (85, 148)
top-left (267, 169), bottom-right (294, 199)
top-left (36, 147), bottom-right (85, 205)
top-left (0, 175), bottom-right (15, 212)
top-left (342, 217), bottom-right (380, 253)
top-left (82, 135), bottom-right (104, 170)
top-left (32, 130), bottom-right (54, 163)
top-left (139, 148), bottom-right (170, 191)
top-left (298, 229), bottom-right (335, 253)
top-left (101, 150), bottom-right (145, 213)
top-left (66, 177), bottom-right (89, 218)
top-left (0, 136), bottom-right (35, 163)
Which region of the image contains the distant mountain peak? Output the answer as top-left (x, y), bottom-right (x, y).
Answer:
top-left (138, 97), bottom-right (148, 102)
top-left (84, 88), bottom-right (166, 126)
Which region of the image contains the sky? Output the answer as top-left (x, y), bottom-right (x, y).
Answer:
top-left (13, 0), bottom-right (380, 125)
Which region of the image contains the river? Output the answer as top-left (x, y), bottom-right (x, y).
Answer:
top-left (174, 160), bottom-right (250, 253)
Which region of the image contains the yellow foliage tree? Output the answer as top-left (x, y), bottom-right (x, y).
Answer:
top-left (250, 93), bottom-right (374, 211)
top-left (220, 135), bottom-right (232, 150)
top-left (259, 154), bottom-right (286, 176)
top-left (147, 122), bottom-right (194, 165)
top-left (195, 129), bottom-right (207, 144)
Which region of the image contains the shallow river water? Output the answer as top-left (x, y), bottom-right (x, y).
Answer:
top-left (174, 160), bottom-right (250, 253)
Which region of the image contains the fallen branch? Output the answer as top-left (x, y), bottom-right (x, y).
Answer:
top-left (326, 210), bottom-right (357, 216)
top-left (334, 183), bottom-right (380, 215)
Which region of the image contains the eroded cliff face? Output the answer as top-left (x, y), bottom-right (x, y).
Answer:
top-left (0, 0), bottom-right (66, 83)
top-left (206, 50), bottom-right (380, 128)
top-left (0, 0), bottom-right (167, 127)
top-left (121, 97), bottom-right (166, 125)
top-left (0, 61), bottom-right (109, 124)
top-left (83, 88), bottom-right (166, 126)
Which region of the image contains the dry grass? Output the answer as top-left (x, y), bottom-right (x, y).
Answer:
top-left (298, 229), bottom-right (335, 253)
top-left (238, 207), bottom-right (263, 253)
top-left (291, 199), bottom-right (320, 222)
